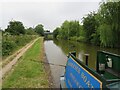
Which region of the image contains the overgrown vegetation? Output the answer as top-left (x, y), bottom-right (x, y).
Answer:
top-left (53, 1), bottom-right (120, 48)
top-left (2, 35), bottom-right (37, 57)
top-left (2, 38), bottom-right (49, 88)
top-left (2, 20), bottom-right (46, 58)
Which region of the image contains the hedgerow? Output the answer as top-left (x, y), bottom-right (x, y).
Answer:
top-left (2, 35), bottom-right (37, 56)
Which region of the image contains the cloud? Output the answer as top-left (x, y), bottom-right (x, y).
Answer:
top-left (1, 1), bottom-right (100, 31)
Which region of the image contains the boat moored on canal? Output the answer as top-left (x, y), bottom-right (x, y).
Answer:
top-left (60, 51), bottom-right (120, 89)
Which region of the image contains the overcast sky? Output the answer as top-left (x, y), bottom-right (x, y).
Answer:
top-left (1, 0), bottom-right (101, 31)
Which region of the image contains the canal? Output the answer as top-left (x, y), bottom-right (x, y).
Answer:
top-left (44, 39), bottom-right (120, 88)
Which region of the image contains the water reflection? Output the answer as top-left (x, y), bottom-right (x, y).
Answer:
top-left (53, 39), bottom-right (120, 69)
top-left (44, 40), bottom-right (67, 88)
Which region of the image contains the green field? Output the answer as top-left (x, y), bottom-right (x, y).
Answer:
top-left (2, 37), bottom-right (49, 88)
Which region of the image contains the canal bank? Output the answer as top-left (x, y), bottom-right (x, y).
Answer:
top-left (43, 45), bottom-right (55, 88)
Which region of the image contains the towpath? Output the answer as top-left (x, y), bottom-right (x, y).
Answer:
top-left (0, 37), bottom-right (40, 88)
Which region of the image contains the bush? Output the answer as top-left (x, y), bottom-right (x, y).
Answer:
top-left (2, 41), bottom-right (17, 56)
top-left (2, 35), bottom-right (37, 57)
top-left (76, 36), bottom-right (86, 42)
top-left (69, 36), bottom-right (77, 41)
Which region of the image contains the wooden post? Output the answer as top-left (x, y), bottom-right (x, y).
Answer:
top-left (71, 51), bottom-right (76, 57)
top-left (85, 54), bottom-right (89, 66)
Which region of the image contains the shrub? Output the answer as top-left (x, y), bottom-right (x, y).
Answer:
top-left (2, 35), bottom-right (37, 57)
top-left (2, 41), bottom-right (17, 56)
top-left (69, 36), bottom-right (77, 41)
top-left (76, 36), bottom-right (86, 42)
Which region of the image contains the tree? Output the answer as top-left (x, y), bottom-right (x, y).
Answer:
top-left (34, 24), bottom-right (44, 36)
top-left (69, 21), bottom-right (80, 37)
top-left (26, 27), bottom-right (37, 35)
top-left (97, 1), bottom-right (120, 47)
top-left (5, 21), bottom-right (25, 35)
top-left (82, 12), bottom-right (99, 43)
top-left (59, 20), bottom-right (70, 39)
top-left (53, 27), bottom-right (60, 38)
top-left (58, 20), bottom-right (81, 40)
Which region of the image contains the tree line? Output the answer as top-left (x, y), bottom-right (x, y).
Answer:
top-left (2, 20), bottom-right (45, 36)
top-left (2, 20), bottom-right (45, 57)
top-left (53, 1), bottom-right (120, 48)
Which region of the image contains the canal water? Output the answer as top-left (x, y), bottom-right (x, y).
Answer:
top-left (44, 39), bottom-right (120, 88)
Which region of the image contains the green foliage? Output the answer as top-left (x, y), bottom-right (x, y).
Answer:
top-left (84, 1), bottom-right (120, 47)
top-left (59, 20), bottom-right (70, 39)
top-left (34, 24), bottom-right (44, 36)
top-left (55, 20), bottom-right (81, 40)
top-left (47, 35), bottom-right (53, 40)
top-left (2, 41), bottom-right (17, 56)
top-left (53, 27), bottom-right (60, 38)
top-left (69, 36), bottom-right (78, 41)
top-left (83, 12), bottom-right (99, 43)
top-left (69, 21), bottom-right (80, 37)
top-left (77, 36), bottom-right (86, 42)
top-left (2, 35), bottom-right (37, 56)
top-left (97, 1), bottom-right (120, 47)
top-left (25, 27), bottom-right (37, 35)
top-left (90, 32), bottom-right (100, 45)
top-left (98, 24), bottom-right (115, 47)
top-left (5, 21), bottom-right (25, 35)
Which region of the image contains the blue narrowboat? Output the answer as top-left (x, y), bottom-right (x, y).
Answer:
top-left (60, 51), bottom-right (120, 89)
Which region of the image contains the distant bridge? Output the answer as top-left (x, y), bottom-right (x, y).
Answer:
top-left (44, 31), bottom-right (53, 39)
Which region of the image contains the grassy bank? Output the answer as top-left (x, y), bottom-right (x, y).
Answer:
top-left (2, 37), bottom-right (49, 88)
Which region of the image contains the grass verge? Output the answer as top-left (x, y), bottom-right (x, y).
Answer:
top-left (2, 37), bottom-right (49, 88)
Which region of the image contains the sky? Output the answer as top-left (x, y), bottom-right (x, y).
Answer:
top-left (0, 0), bottom-right (101, 32)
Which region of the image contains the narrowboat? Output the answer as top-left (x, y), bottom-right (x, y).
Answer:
top-left (60, 51), bottom-right (120, 89)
